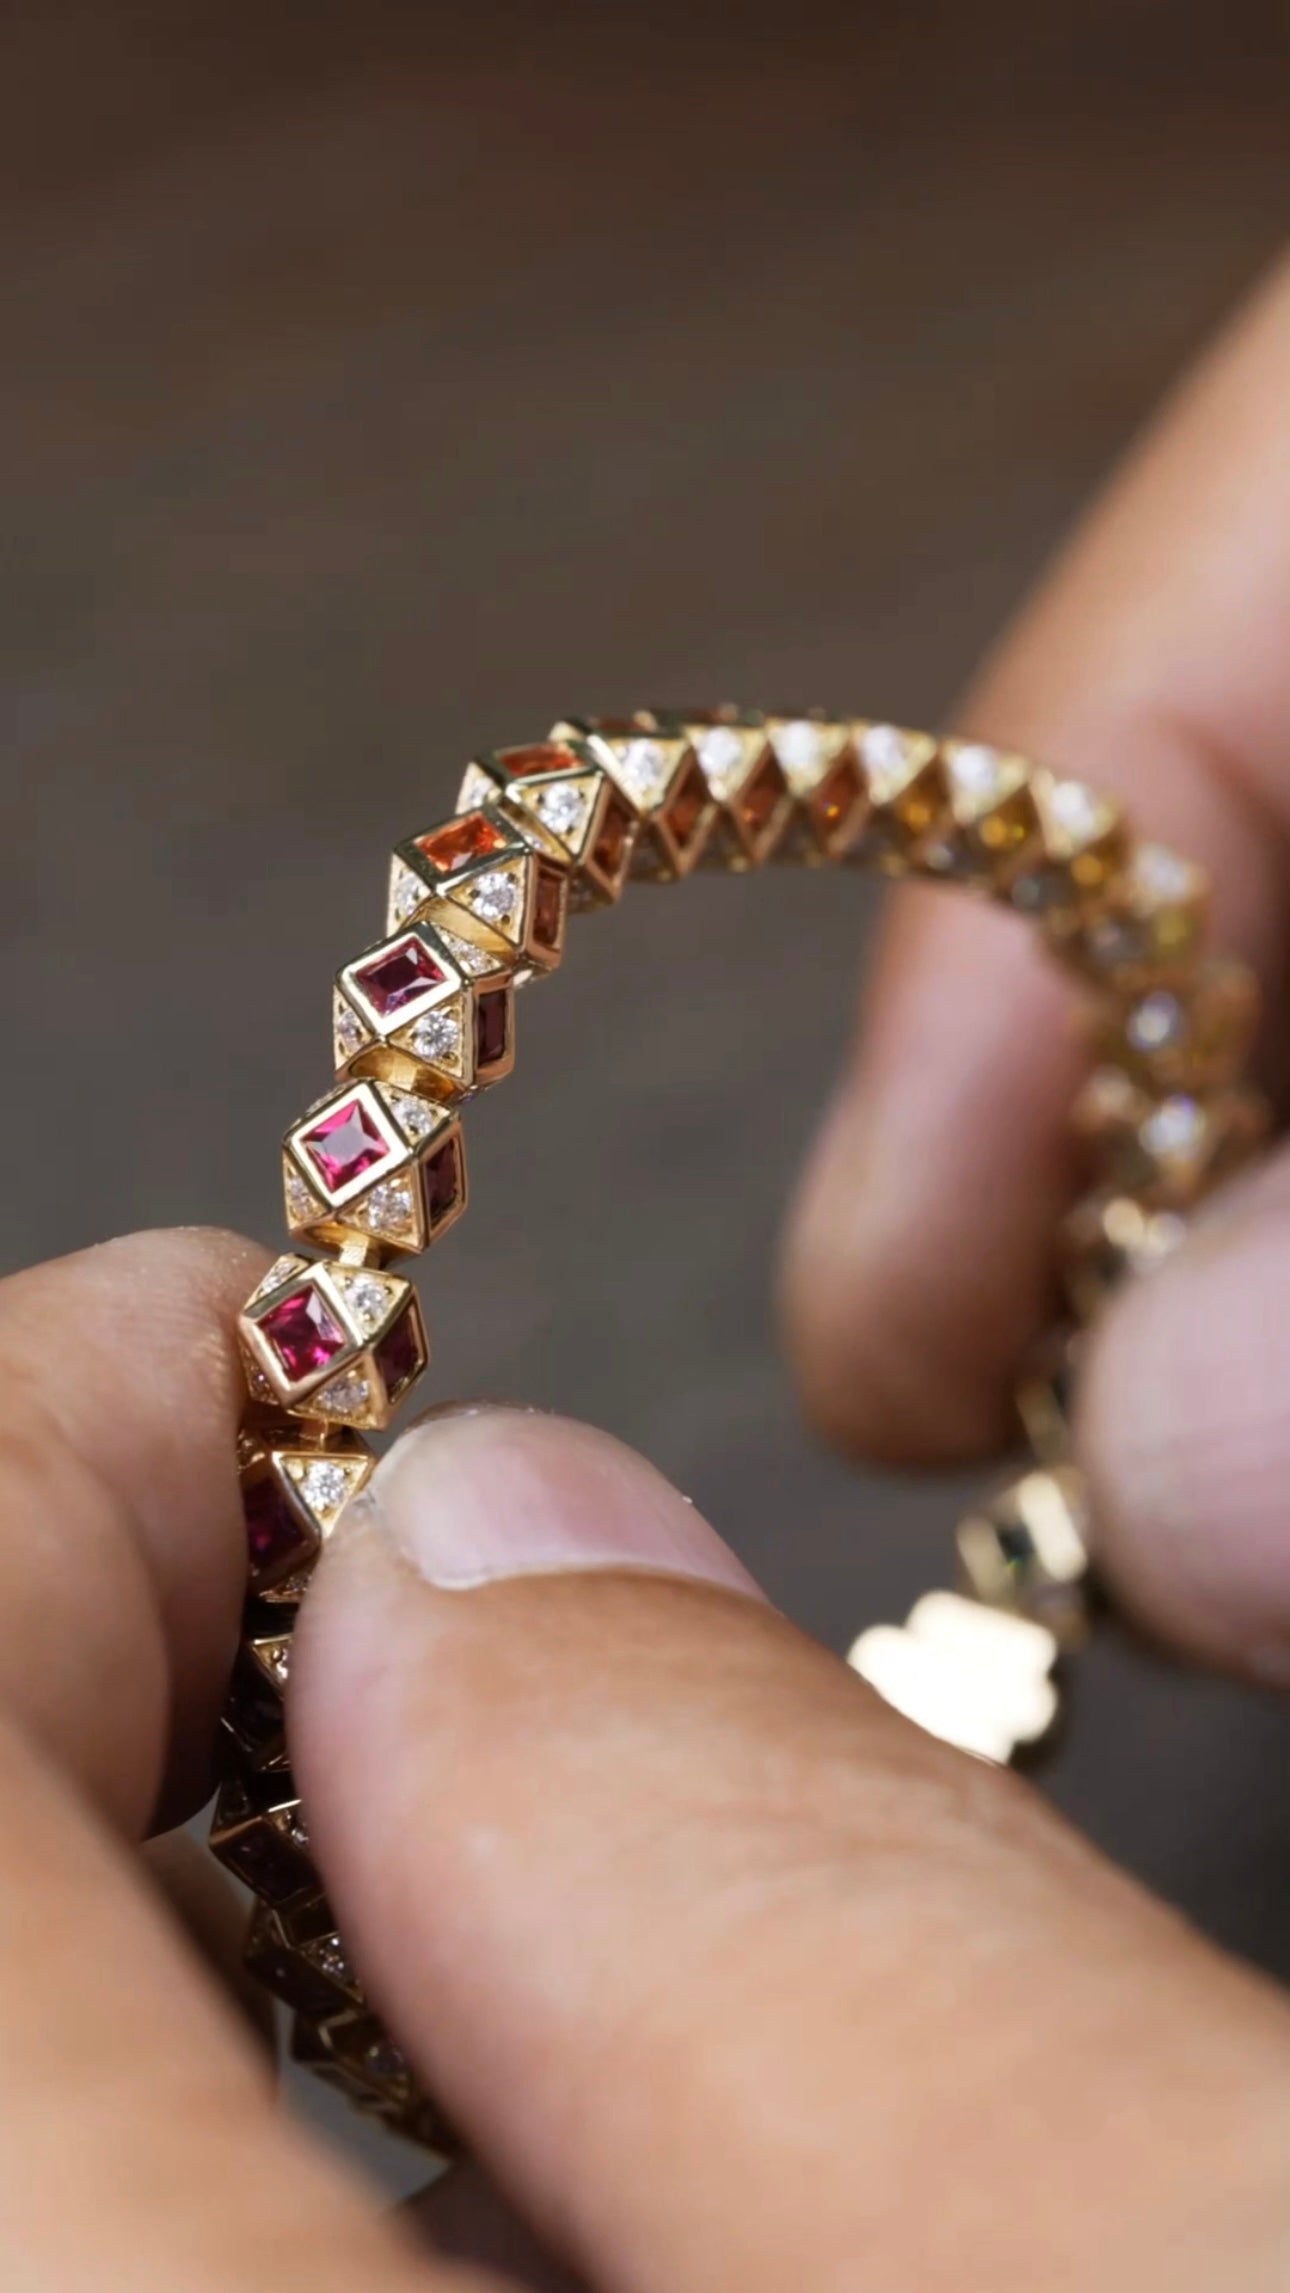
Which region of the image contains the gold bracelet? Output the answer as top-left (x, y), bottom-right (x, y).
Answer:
top-left (209, 708), bottom-right (1267, 2154)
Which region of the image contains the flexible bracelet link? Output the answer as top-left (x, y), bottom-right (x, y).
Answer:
top-left (210, 708), bottom-right (1267, 2152)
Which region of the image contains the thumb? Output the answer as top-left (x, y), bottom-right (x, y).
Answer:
top-left (1079, 1145), bottom-right (1290, 1684)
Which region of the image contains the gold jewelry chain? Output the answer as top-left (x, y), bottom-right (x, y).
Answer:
top-left (210, 708), bottom-right (1267, 2154)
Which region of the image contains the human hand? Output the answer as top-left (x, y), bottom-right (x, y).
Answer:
top-left (11, 260), bottom-right (1290, 2292)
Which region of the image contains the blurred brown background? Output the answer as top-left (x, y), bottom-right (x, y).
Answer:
top-left (3, 0), bottom-right (1289, 2181)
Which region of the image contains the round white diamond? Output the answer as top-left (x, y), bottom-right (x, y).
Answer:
top-left (1046, 778), bottom-right (1105, 845)
top-left (297, 1460), bottom-right (352, 1517)
top-left (411, 1010), bottom-right (461, 1062)
top-left (390, 864), bottom-right (423, 923)
top-left (1135, 843), bottom-right (1195, 903)
top-left (364, 1178), bottom-right (416, 1233)
top-left (469, 869), bottom-right (519, 924)
top-left (950, 743), bottom-right (1005, 802)
top-left (316, 1936), bottom-right (354, 1984)
top-left (435, 925), bottom-right (497, 977)
top-left (268, 1644), bottom-right (290, 1685)
top-left (387, 1090), bottom-right (436, 1141)
top-left (536, 784), bottom-right (585, 836)
top-left (1127, 992), bottom-right (1185, 1054)
top-left (616, 738), bottom-right (671, 804)
top-left (1141, 1096), bottom-right (1206, 1162)
top-left (697, 725), bottom-right (746, 785)
top-left (773, 719), bottom-right (826, 777)
top-left (285, 1171), bottom-right (315, 1223)
top-left (316, 1369), bottom-right (370, 1416)
top-left (345, 1276), bottom-right (391, 1332)
top-left (860, 724), bottom-right (914, 781)
top-left (335, 1002), bottom-right (365, 1056)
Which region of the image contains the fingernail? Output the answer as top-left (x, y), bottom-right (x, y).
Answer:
top-left (350, 1405), bottom-right (764, 1599)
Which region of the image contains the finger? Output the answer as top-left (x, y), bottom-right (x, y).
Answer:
top-left (0, 1711), bottom-right (482, 2291)
top-left (412, 2161), bottom-right (586, 2293)
top-left (143, 1829), bottom-right (277, 2050)
top-left (0, 1227), bottom-right (265, 1823)
top-left (1076, 1138), bottom-right (1290, 1682)
top-left (783, 253), bottom-right (1290, 1462)
top-left (293, 1409), bottom-right (1290, 2293)
top-left (0, 1235), bottom-right (489, 2288)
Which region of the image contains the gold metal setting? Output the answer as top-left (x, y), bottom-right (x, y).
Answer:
top-left (214, 706), bottom-right (1267, 2153)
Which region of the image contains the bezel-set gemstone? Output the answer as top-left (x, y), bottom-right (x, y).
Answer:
top-left (474, 988), bottom-right (510, 1071)
top-left (259, 1287), bottom-right (347, 1382)
top-left (300, 1096), bottom-right (392, 1193)
top-left (352, 935), bottom-right (447, 1018)
top-left (416, 811), bottom-right (509, 873)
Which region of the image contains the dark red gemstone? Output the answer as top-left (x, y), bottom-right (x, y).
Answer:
top-left (496, 741), bottom-right (583, 781)
top-left (301, 1095), bottom-right (390, 1193)
top-left (216, 1819), bottom-right (314, 1908)
top-left (353, 935), bottom-right (446, 1017)
top-left (814, 756), bottom-right (863, 837)
top-left (740, 755), bottom-right (785, 835)
top-left (532, 864), bottom-right (564, 950)
top-left (374, 1306), bottom-right (424, 1402)
top-left (243, 1474), bottom-right (316, 1587)
top-left (243, 1935), bottom-right (344, 2020)
top-left (592, 792), bottom-right (634, 879)
top-left (424, 1135), bottom-right (463, 1227)
top-left (474, 988), bottom-right (510, 1071)
top-left (416, 812), bottom-right (508, 873)
top-left (259, 1286), bottom-right (347, 1382)
top-left (668, 758), bottom-right (710, 849)
top-left (224, 1648), bottom-right (286, 1764)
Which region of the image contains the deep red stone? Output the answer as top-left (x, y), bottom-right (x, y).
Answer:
top-left (668, 758), bottom-right (710, 850)
top-left (353, 935), bottom-right (446, 1017)
top-left (474, 988), bottom-right (510, 1071)
top-left (243, 1474), bottom-right (315, 1586)
top-left (814, 756), bottom-right (863, 837)
top-left (301, 1095), bottom-right (391, 1193)
top-left (374, 1306), bottom-right (424, 1402)
top-left (424, 1135), bottom-right (463, 1228)
top-left (532, 864), bottom-right (564, 950)
top-left (592, 792), bottom-right (634, 879)
top-left (497, 741), bottom-right (582, 781)
top-left (740, 755), bottom-right (785, 835)
top-left (259, 1286), bottom-right (347, 1382)
top-left (416, 811), bottom-right (508, 873)
top-left (216, 1818), bottom-right (314, 1908)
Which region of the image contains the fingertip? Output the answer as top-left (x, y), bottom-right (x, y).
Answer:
top-left (781, 890), bottom-right (1082, 1466)
top-left (1079, 1155), bottom-right (1290, 1680)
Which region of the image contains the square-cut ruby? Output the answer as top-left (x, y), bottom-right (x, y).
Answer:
top-left (532, 864), bottom-right (564, 950)
top-left (474, 988), bottom-right (510, 1071)
top-left (592, 792), bottom-right (634, 879)
top-left (301, 1096), bottom-right (391, 1193)
top-left (259, 1286), bottom-right (347, 1382)
top-left (668, 758), bottom-right (710, 849)
top-left (497, 741), bottom-right (582, 781)
top-left (416, 812), bottom-right (509, 874)
top-left (375, 1306), bottom-right (424, 1402)
top-left (353, 936), bottom-right (446, 1018)
top-left (424, 1135), bottom-right (463, 1227)
top-left (244, 1474), bottom-right (316, 1587)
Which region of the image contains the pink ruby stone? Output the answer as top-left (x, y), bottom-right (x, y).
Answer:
top-left (259, 1286), bottom-right (347, 1382)
top-left (353, 936), bottom-right (446, 1017)
top-left (375, 1307), bottom-right (423, 1402)
top-left (301, 1096), bottom-right (390, 1192)
top-left (243, 1475), bottom-right (314, 1586)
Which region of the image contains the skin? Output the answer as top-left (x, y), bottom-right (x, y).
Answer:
top-left (7, 254), bottom-right (1290, 2287)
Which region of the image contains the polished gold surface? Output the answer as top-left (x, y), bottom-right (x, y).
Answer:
top-left (215, 708), bottom-right (1267, 2150)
